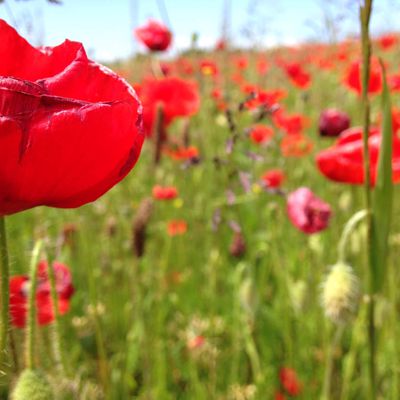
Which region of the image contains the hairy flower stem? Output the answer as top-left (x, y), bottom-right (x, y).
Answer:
top-left (321, 324), bottom-right (344, 400)
top-left (360, 1), bottom-right (376, 398)
top-left (25, 240), bottom-right (43, 369)
top-left (337, 210), bottom-right (369, 263)
top-left (0, 216), bottom-right (10, 368)
top-left (46, 255), bottom-right (70, 375)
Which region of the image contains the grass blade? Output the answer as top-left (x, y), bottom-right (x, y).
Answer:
top-left (370, 60), bottom-right (393, 292)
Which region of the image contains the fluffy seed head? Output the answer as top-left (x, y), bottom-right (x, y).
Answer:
top-left (321, 262), bottom-right (360, 324)
top-left (12, 369), bottom-right (54, 400)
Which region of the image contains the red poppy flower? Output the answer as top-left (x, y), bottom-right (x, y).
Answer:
top-left (187, 335), bottom-right (205, 350)
top-left (281, 135), bottom-right (314, 157)
top-left (316, 126), bottom-right (400, 185)
top-left (0, 20), bottom-right (143, 216)
top-left (388, 73), bottom-right (400, 92)
top-left (37, 261), bottom-right (74, 299)
top-left (199, 60), bottom-right (219, 77)
top-left (234, 56), bottom-right (248, 70)
top-left (283, 62), bottom-right (311, 89)
top-left (377, 34), bottom-right (397, 50)
top-left (167, 220), bottom-right (187, 236)
top-left (275, 392), bottom-right (286, 400)
top-left (261, 169), bottom-right (285, 188)
top-left (279, 367), bottom-right (303, 396)
top-left (10, 261), bottom-right (74, 328)
top-left (215, 39), bottom-right (226, 51)
top-left (287, 187), bottom-right (332, 234)
top-left (256, 58), bottom-right (269, 75)
top-left (175, 58), bottom-right (194, 75)
top-left (242, 85), bottom-right (286, 110)
top-left (376, 108), bottom-right (400, 134)
top-left (160, 62), bottom-right (172, 76)
top-left (392, 108), bottom-right (400, 134)
top-left (164, 145), bottom-right (199, 161)
top-left (140, 77), bottom-right (200, 136)
top-left (319, 108), bottom-right (351, 137)
top-left (134, 20), bottom-right (172, 52)
top-left (249, 125), bottom-right (274, 145)
top-left (343, 59), bottom-right (382, 95)
top-left (152, 185), bottom-right (178, 200)
top-left (273, 109), bottom-right (309, 135)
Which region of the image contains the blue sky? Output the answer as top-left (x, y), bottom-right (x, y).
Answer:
top-left (0, 0), bottom-right (398, 61)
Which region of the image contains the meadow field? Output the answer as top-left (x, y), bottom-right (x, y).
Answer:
top-left (0, 1), bottom-right (400, 399)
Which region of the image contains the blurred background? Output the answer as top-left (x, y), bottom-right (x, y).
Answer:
top-left (0, 0), bottom-right (399, 62)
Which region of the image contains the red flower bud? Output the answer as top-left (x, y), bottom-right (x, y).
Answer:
top-left (134, 20), bottom-right (172, 52)
top-left (319, 108), bottom-right (350, 137)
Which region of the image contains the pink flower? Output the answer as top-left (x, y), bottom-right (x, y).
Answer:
top-left (287, 187), bottom-right (332, 234)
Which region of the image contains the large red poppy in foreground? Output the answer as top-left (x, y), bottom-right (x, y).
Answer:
top-left (316, 127), bottom-right (400, 185)
top-left (0, 20), bottom-right (144, 216)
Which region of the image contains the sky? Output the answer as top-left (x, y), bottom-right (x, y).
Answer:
top-left (0, 0), bottom-right (399, 62)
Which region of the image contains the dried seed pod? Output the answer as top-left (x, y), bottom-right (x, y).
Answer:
top-left (230, 232), bottom-right (246, 258)
top-left (60, 223), bottom-right (78, 249)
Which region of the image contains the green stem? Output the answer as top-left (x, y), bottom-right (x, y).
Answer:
top-left (25, 240), bottom-right (43, 369)
top-left (0, 216), bottom-right (10, 367)
top-left (340, 303), bottom-right (368, 400)
top-left (86, 264), bottom-right (109, 395)
top-left (321, 325), bottom-right (344, 400)
top-left (338, 209), bottom-right (369, 262)
top-left (360, 1), bottom-right (376, 397)
top-left (46, 256), bottom-right (69, 375)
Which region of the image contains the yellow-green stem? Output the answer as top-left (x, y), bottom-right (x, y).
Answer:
top-left (46, 256), bottom-right (70, 375)
top-left (321, 325), bottom-right (344, 400)
top-left (25, 240), bottom-right (43, 369)
top-left (0, 216), bottom-right (10, 367)
top-left (86, 264), bottom-right (109, 396)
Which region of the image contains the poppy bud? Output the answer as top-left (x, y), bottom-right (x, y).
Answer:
top-left (230, 232), bottom-right (246, 258)
top-left (321, 262), bottom-right (359, 324)
top-left (132, 198), bottom-right (153, 258)
top-left (60, 223), bottom-right (78, 249)
top-left (134, 20), bottom-right (172, 52)
top-left (12, 369), bottom-right (53, 400)
top-left (319, 108), bottom-right (350, 137)
top-left (105, 216), bottom-right (117, 237)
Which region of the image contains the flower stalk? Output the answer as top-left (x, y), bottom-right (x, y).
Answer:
top-left (0, 216), bottom-right (10, 367)
top-left (359, 0), bottom-right (376, 397)
top-left (46, 255), bottom-right (69, 375)
top-left (25, 240), bottom-right (43, 369)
